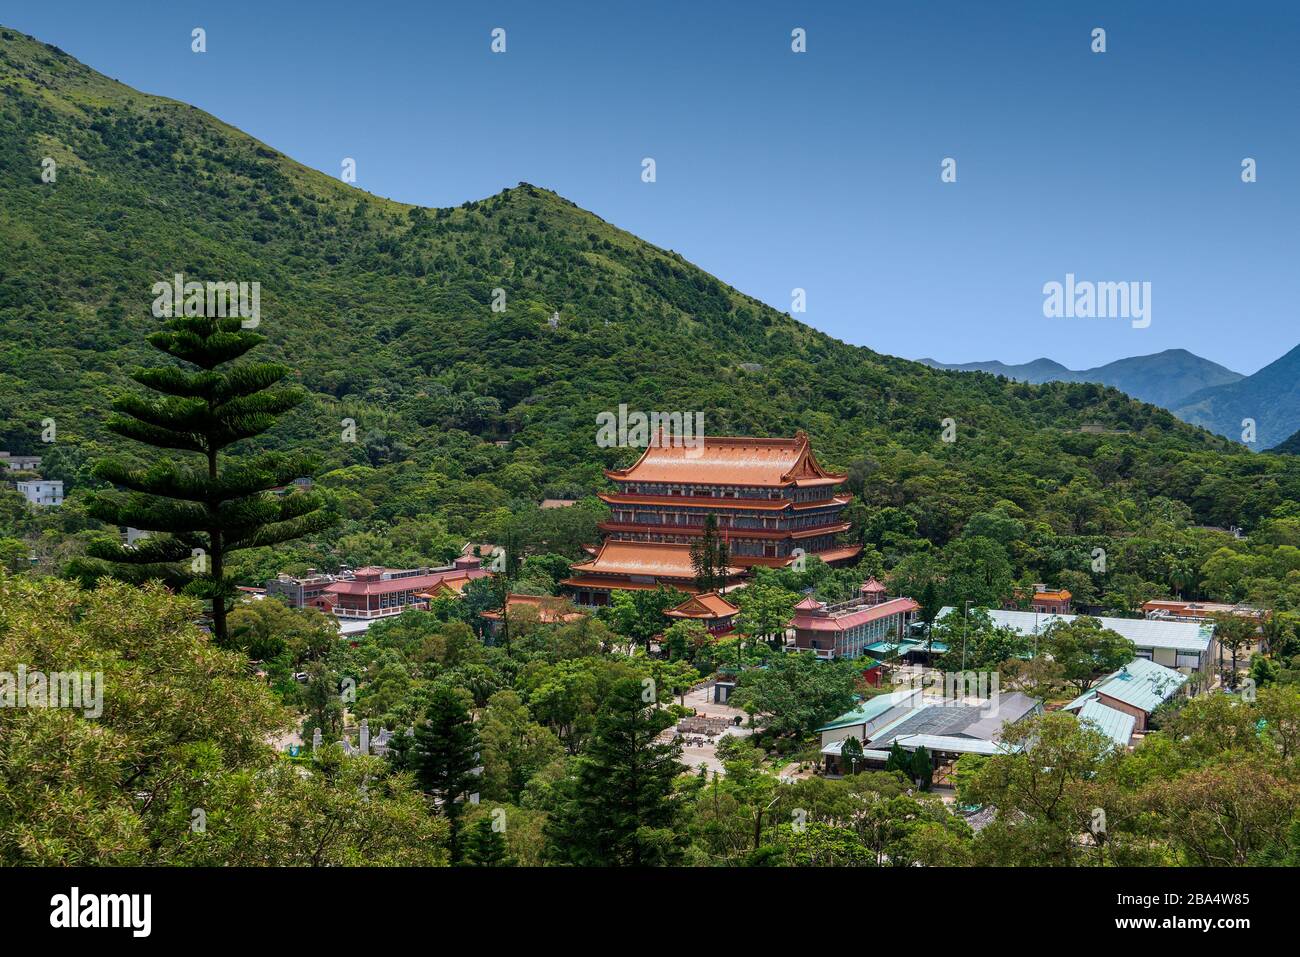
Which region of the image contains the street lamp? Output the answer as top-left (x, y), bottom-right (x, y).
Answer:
top-left (961, 599), bottom-right (973, 673)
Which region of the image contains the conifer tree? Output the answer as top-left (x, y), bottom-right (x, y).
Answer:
top-left (414, 685), bottom-right (481, 864)
top-left (885, 741), bottom-right (911, 776)
top-left (690, 513), bottom-right (731, 593)
top-left (544, 677), bottom-right (685, 866)
top-left (385, 726), bottom-right (417, 773)
top-left (463, 816), bottom-right (512, 867)
top-left (911, 745), bottom-right (933, 790)
top-left (77, 313), bottom-right (333, 645)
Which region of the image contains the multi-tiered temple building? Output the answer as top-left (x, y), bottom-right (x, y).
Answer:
top-left (564, 432), bottom-right (860, 605)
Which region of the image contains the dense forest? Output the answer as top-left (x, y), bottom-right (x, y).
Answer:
top-left (3, 26), bottom-right (1300, 868)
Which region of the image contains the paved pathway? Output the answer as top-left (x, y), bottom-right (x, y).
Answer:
top-left (670, 684), bottom-right (751, 775)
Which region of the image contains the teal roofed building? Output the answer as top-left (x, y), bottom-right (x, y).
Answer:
top-left (817, 687), bottom-right (923, 748)
top-left (1062, 657), bottom-right (1187, 733)
top-left (1076, 699), bottom-right (1137, 750)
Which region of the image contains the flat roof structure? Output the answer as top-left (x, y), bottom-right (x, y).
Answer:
top-left (938, 607), bottom-right (1214, 654)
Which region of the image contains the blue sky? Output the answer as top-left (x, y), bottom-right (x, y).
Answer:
top-left (7, 1), bottom-right (1298, 374)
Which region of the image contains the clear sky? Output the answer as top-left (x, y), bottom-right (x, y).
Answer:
top-left (7, 1), bottom-right (1297, 374)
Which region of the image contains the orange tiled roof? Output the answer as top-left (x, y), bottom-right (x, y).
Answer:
top-left (415, 577), bottom-right (475, 598)
top-left (561, 575), bottom-right (697, 593)
top-left (1033, 589), bottom-right (1072, 602)
top-left (604, 432), bottom-right (846, 488)
top-left (569, 540), bottom-right (744, 581)
top-left (666, 592), bottom-right (741, 620)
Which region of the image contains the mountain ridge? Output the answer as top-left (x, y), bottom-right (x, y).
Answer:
top-left (1174, 344), bottom-right (1300, 451)
top-left (919, 349), bottom-right (1246, 411)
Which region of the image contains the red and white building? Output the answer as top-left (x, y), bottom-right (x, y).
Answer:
top-left (321, 557), bottom-right (489, 620)
top-left (786, 585), bottom-right (919, 661)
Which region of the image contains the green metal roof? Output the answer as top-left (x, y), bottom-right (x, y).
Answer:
top-left (1077, 699), bottom-right (1137, 749)
top-left (1063, 657), bottom-right (1187, 713)
top-left (816, 687), bottom-right (920, 732)
top-left (863, 639), bottom-right (922, 655)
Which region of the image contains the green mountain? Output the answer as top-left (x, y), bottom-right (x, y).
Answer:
top-left (1268, 428), bottom-right (1300, 455)
top-left (920, 349), bottom-right (1245, 410)
top-left (1174, 344), bottom-right (1300, 451)
top-left (2, 25), bottom-right (1297, 556)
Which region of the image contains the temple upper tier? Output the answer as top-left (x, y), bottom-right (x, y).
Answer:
top-left (597, 430), bottom-right (861, 569)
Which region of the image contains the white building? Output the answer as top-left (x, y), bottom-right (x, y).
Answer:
top-left (938, 607), bottom-right (1216, 672)
top-left (0, 452), bottom-right (42, 472)
top-left (16, 479), bottom-right (63, 507)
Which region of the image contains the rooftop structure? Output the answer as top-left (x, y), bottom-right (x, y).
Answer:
top-left (1076, 699), bottom-right (1137, 750)
top-left (817, 687), bottom-right (925, 744)
top-left (867, 691), bottom-right (1041, 750)
top-left (266, 570), bottom-right (340, 609)
top-left (563, 540), bottom-right (744, 605)
top-left (860, 577), bottom-right (888, 601)
top-left (938, 607), bottom-right (1216, 672)
top-left (1029, 585), bottom-right (1072, 615)
top-left (481, 594), bottom-right (587, 628)
top-left (1141, 598), bottom-right (1268, 623)
top-left (664, 592), bottom-right (740, 634)
top-left (0, 452), bottom-right (42, 471)
top-left (819, 691), bottom-right (1041, 774)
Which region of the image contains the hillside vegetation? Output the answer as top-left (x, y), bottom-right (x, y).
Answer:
top-left (2, 26), bottom-right (1299, 616)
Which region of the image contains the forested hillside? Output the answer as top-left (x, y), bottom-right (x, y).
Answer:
top-left (2, 26), bottom-right (1299, 610)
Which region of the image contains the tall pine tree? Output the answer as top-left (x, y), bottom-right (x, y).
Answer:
top-left (545, 677), bottom-right (685, 866)
top-left (690, 513), bottom-right (731, 594)
top-left (77, 314), bottom-right (333, 644)
top-left (414, 685), bottom-right (481, 864)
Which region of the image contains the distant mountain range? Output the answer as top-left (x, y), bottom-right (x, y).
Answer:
top-left (917, 349), bottom-right (1245, 409)
top-left (1270, 428), bottom-right (1300, 455)
top-left (919, 348), bottom-right (1300, 451)
top-left (1173, 345), bottom-right (1300, 453)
